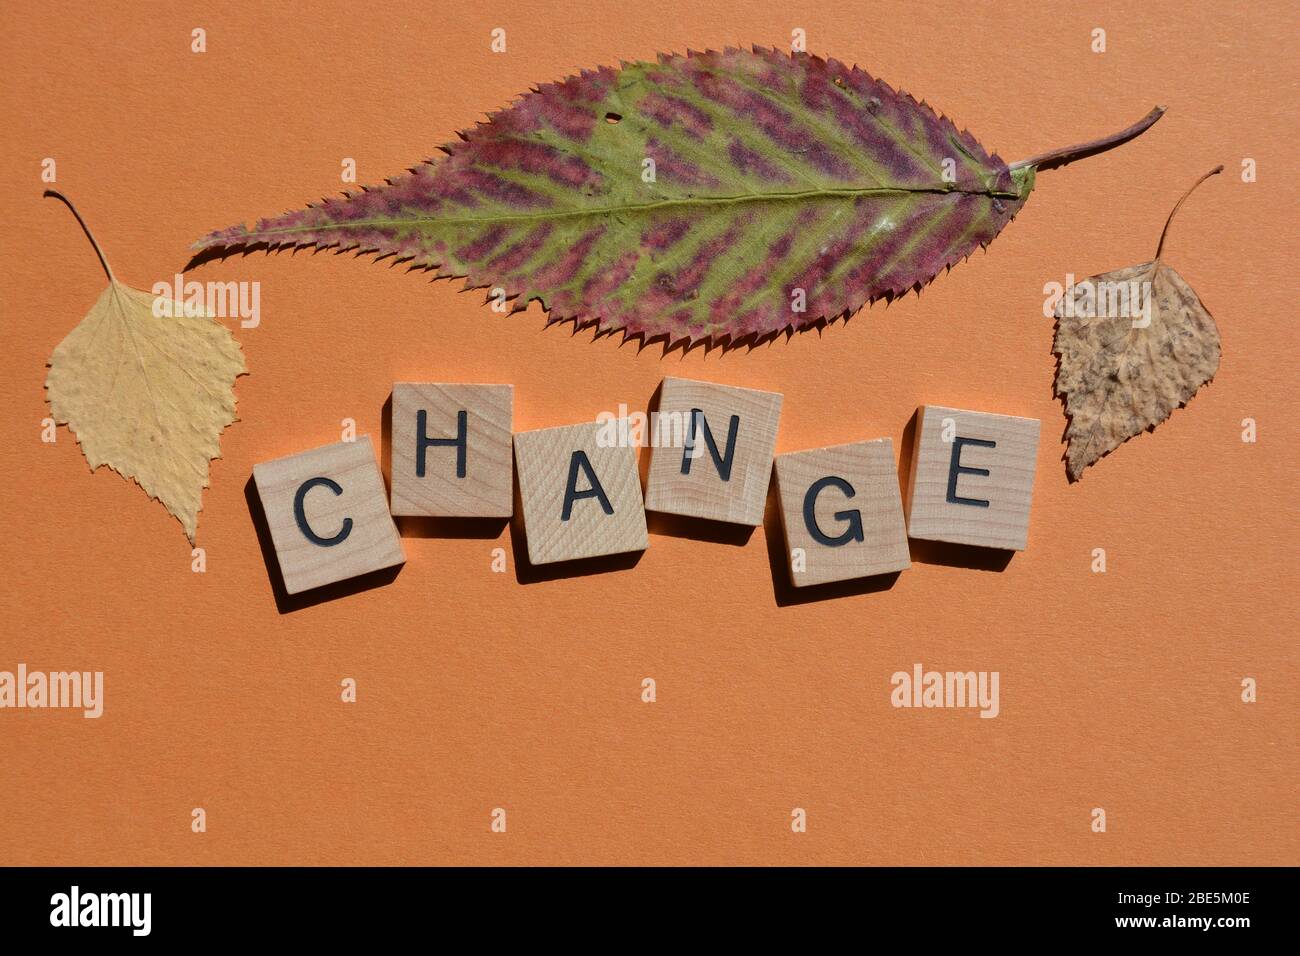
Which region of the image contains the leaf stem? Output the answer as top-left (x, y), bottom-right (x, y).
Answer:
top-left (1009, 106), bottom-right (1166, 172)
top-left (44, 189), bottom-right (115, 283)
top-left (1154, 165), bottom-right (1223, 262)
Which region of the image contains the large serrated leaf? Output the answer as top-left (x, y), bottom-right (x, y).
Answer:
top-left (194, 47), bottom-right (1156, 349)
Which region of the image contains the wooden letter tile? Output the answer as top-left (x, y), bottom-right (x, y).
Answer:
top-left (775, 439), bottom-right (911, 587)
top-left (905, 405), bottom-right (1040, 551)
top-left (390, 383), bottom-right (513, 517)
top-left (644, 376), bottom-right (783, 526)
top-left (514, 420), bottom-right (648, 565)
top-left (252, 436), bottom-right (405, 594)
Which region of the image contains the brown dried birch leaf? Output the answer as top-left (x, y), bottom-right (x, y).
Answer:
top-left (1053, 166), bottom-right (1223, 481)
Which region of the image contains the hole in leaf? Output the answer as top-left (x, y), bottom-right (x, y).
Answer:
top-left (604, 112), bottom-right (622, 124)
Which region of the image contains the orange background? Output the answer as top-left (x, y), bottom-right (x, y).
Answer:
top-left (1, 0), bottom-right (1295, 865)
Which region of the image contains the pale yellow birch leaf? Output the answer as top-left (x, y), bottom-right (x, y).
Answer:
top-left (45, 193), bottom-right (247, 542)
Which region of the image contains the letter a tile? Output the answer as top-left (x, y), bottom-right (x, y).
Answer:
top-left (514, 420), bottom-right (648, 565)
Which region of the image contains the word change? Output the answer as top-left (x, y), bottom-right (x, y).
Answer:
top-left (252, 377), bottom-right (1040, 594)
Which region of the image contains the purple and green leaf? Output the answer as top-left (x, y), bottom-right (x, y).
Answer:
top-left (193, 47), bottom-right (1162, 349)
